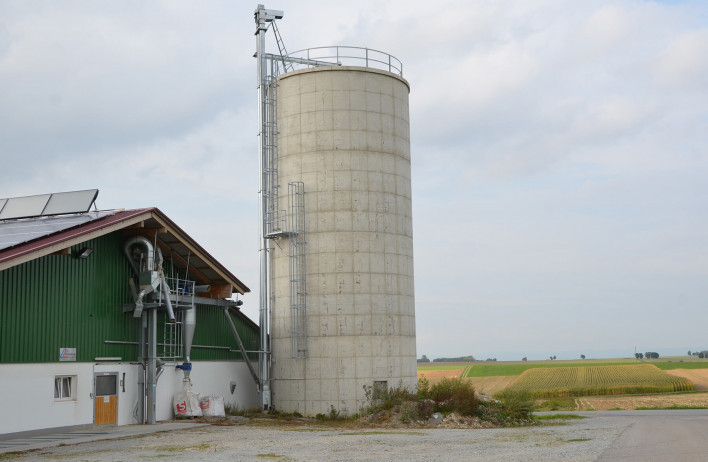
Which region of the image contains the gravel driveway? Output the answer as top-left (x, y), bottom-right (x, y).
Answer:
top-left (10, 416), bottom-right (633, 461)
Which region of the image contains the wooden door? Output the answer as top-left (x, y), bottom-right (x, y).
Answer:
top-left (94, 373), bottom-right (118, 425)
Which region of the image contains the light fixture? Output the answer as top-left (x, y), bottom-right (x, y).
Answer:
top-left (75, 247), bottom-right (94, 259)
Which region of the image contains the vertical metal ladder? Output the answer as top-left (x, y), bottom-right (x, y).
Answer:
top-left (289, 182), bottom-right (307, 358)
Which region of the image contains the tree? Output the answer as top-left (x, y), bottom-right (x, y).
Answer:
top-left (635, 352), bottom-right (643, 359)
top-left (581, 354), bottom-right (586, 360)
top-left (418, 355), bottom-right (430, 363)
top-left (688, 350), bottom-right (692, 356)
top-left (522, 357), bottom-right (527, 361)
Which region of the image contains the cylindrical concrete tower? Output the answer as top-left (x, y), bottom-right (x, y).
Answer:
top-left (270, 63), bottom-right (416, 416)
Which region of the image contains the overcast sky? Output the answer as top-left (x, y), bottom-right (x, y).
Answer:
top-left (1, 0), bottom-right (706, 360)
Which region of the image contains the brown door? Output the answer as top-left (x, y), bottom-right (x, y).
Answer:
top-left (94, 373), bottom-right (118, 425)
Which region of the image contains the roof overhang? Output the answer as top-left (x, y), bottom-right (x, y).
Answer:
top-left (0, 208), bottom-right (249, 296)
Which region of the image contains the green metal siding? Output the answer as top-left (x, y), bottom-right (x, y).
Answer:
top-left (0, 231), bottom-right (259, 363)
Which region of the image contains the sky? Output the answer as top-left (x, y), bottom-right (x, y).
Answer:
top-left (1, 0), bottom-right (707, 361)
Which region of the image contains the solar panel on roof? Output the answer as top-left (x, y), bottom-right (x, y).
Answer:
top-left (0, 194), bottom-right (50, 220)
top-left (0, 189), bottom-right (98, 220)
top-left (43, 189), bottom-right (99, 216)
top-left (0, 211), bottom-right (113, 251)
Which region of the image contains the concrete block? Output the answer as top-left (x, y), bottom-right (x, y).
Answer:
top-left (317, 211), bottom-right (334, 232)
top-left (333, 110), bottom-right (350, 130)
top-left (352, 233), bottom-right (370, 253)
top-left (353, 271), bottom-right (371, 294)
top-left (353, 253), bottom-right (370, 273)
top-left (381, 94), bottom-right (394, 115)
top-left (318, 252), bottom-right (336, 274)
top-left (367, 152), bottom-right (383, 172)
top-left (367, 132), bottom-right (382, 152)
top-left (349, 90), bottom-right (367, 110)
top-left (316, 130), bottom-right (334, 151)
top-left (366, 112), bottom-right (381, 132)
top-left (371, 314), bottom-right (387, 335)
top-left (365, 73), bottom-right (381, 93)
top-left (350, 130), bottom-right (367, 150)
top-left (334, 170), bottom-right (352, 191)
top-left (332, 90), bottom-right (349, 110)
top-left (381, 114), bottom-right (394, 135)
top-left (385, 274), bottom-right (398, 294)
top-left (299, 74), bottom-right (317, 93)
top-left (334, 252), bottom-right (353, 274)
top-left (351, 170), bottom-right (367, 191)
top-left (301, 92), bottom-right (318, 112)
top-left (301, 131), bottom-right (317, 153)
top-left (321, 359), bottom-right (337, 380)
top-left (333, 152), bottom-right (351, 171)
top-left (355, 357), bottom-right (373, 380)
top-left (356, 336), bottom-right (373, 357)
top-left (381, 133), bottom-right (395, 154)
top-left (351, 191), bottom-right (368, 211)
top-left (348, 71), bottom-right (365, 91)
top-left (354, 313), bottom-right (372, 335)
top-left (317, 170), bottom-right (334, 192)
top-left (368, 172), bottom-right (383, 193)
top-left (372, 356), bottom-right (389, 377)
top-left (336, 293), bottom-right (355, 315)
top-left (315, 190), bottom-right (333, 213)
top-left (316, 72), bottom-right (333, 92)
top-left (315, 110), bottom-right (333, 130)
top-left (370, 253), bottom-right (385, 274)
top-left (334, 211), bottom-right (352, 231)
top-left (333, 130), bottom-right (351, 150)
top-left (334, 232), bottom-right (353, 252)
top-left (335, 272), bottom-right (353, 295)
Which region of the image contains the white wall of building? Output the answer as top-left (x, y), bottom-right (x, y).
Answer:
top-left (0, 360), bottom-right (259, 436)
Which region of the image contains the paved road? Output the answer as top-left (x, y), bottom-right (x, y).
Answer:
top-left (582, 410), bottom-right (708, 461)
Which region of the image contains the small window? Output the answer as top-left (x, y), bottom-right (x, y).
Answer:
top-left (373, 380), bottom-right (388, 400)
top-left (54, 376), bottom-right (76, 401)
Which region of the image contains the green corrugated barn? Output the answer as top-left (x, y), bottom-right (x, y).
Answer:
top-left (0, 191), bottom-right (260, 436)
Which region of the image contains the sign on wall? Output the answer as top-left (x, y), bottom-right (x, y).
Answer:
top-left (59, 348), bottom-right (76, 361)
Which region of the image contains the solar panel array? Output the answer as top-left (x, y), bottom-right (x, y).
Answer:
top-left (0, 189), bottom-right (98, 221)
top-left (0, 211), bottom-right (113, 251)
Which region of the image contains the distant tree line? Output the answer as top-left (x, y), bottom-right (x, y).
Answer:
top-left (417, 355), bottom-right (431, 363)
top-left (635, 352), bottom-right (660, 359)
top-left (688, 350), bottom-right (708, 358)
top-left (432, 355), bottom-right (477, 362)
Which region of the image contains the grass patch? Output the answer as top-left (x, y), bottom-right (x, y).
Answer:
top-left (533, 414), bottom-right (586, 420)
top-left (566, 438), bottom-right (592, 442)
top-left (158, 443), bottom-right (211, 452)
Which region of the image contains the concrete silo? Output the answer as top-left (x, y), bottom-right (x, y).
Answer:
top-left (270, 63), bottom-right (416, 416)
top-left (255, 6), bottom-right (415, 416)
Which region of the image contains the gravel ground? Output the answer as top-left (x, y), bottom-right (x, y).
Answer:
top-left (11, 416), bottom-right (635, 461)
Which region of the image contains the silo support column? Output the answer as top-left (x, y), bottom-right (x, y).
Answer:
top-left (146, 308), bottom-right (157, 424)
top-left (223, 307), bottom-right (260, 388)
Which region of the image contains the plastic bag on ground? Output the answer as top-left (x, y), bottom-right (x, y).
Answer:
top-left (199, 395), bottom-right (225, 417)
top-left (173, 381), bottom-right (202, 417)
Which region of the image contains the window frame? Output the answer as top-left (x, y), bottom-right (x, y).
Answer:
top-left (54, 375), bottom-right (77, 402)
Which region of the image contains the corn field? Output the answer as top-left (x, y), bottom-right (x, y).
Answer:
top-left (507, 365), bottom-right (694, 398)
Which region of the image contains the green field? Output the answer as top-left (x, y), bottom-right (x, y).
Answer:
top-left (506, 365), bottom-right (694, 398)
top-left (440, 357), bottom-right (708, 377)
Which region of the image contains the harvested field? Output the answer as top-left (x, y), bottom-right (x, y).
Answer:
top-left (463, 376), bottom-right (517, 396)
top-left (577, 392), bottom-right (708, 410)
top-left (417, 368), bottom-right (463, 380)
top-left (665, 368), bottom-right (708, 390)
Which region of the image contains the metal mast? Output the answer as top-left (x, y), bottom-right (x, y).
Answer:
top-left (255, 3), bottom-right (282, 410)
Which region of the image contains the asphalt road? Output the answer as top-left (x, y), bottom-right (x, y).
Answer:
top-left (585, 410), bottom-right (708, 461)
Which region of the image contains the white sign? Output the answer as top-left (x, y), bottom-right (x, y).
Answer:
top-left (59, 348), bottom-right (76, 361)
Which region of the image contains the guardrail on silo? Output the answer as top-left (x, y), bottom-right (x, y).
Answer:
top-left (287, 46), bottom-right (403, 77)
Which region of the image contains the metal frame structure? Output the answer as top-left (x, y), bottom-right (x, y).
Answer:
top-left (255, 4), bottom-right (317, 409)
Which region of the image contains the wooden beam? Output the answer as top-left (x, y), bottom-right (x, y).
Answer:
top-left (121, 227), bottom-right (167, 237)
top-left (154, 240), bottom-right (210, 285)
top-left (205, 284), bottom-right (233, 299)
